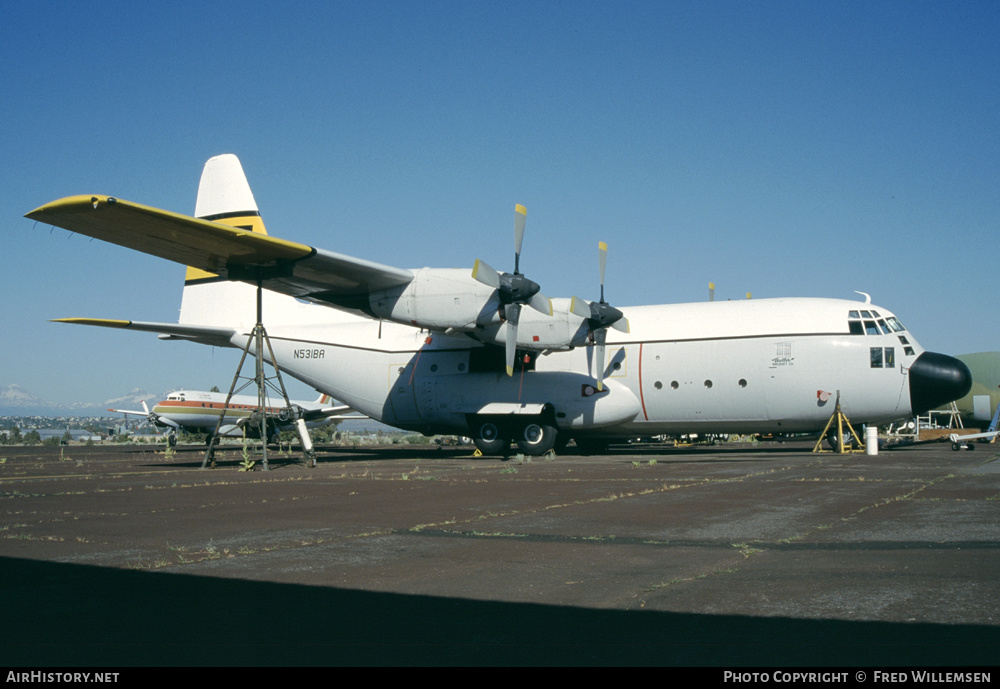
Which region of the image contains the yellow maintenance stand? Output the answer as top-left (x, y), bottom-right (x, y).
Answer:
top-left (812, 393), bottom-right (866, 454)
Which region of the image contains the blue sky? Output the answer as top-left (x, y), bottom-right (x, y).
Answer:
top-left (2, 1), bottom-right (998, 405)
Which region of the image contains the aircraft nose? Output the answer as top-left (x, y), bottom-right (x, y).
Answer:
top-left (908, 351), bottom-right (973, 415)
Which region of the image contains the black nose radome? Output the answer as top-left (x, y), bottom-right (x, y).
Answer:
top-left (909, 351), bottom-right (973, 416)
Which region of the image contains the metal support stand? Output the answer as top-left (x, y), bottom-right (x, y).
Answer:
top-left (201, 276), bottom-right (317, 469)
top-left (812, 392), bottom-right (866, 454)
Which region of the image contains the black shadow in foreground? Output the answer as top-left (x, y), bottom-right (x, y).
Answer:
top-left (4, 557), bottom-right (997, 666)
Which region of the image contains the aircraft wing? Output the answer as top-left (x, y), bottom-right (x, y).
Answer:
top-left (52, 318), bottom-right (239, 348)
top-left (27, 195), bottom-right (415, 312)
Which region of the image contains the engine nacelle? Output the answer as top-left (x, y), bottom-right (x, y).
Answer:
top-left (470, 297), bottom-right (592, 351)
top-left (370, 271), bottom-right (592, 351)
top-left (369, 268), bottom-right (501, 330)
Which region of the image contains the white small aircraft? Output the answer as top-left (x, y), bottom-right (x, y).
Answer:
top-left (109, 389), bottom-right (354, 445)
top-left (28, 155), bottom-right (972, 456)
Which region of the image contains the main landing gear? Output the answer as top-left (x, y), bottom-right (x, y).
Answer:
top-left (472, 419), bottom-right (559, 457)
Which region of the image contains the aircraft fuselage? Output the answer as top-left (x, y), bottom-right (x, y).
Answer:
top-left (243, 296), bottom-right (968, 441)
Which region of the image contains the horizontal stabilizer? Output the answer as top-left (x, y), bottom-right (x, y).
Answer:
top-left (300, 405), bottom-right (365, 422)
top-left (52, 318), bottom-right (238, 348)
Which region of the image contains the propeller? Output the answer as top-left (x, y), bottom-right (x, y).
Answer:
top-left (570, 241), bottom-right (630, 391)
top-left (472, 204), bottom-right (552, 375)
top-left (142, 400), bottom-right (158, 425)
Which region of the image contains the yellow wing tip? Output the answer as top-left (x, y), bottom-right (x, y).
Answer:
top-left (51, 318), bottom-right (132, 328)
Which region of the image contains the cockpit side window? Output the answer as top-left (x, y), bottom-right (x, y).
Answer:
top-left (870, 347), bottom-right (884, 368)
top-left (849, 320), bottom-right (864, 335)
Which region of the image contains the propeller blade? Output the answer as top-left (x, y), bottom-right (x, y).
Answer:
top-left (528, 292), bottom-right (553, 316)
top-left (504, 302), bottom-right (521, 376)
top-left (569, 296), bottom-right (591, 319)
top-left (514, 204), bottom-right (526, 274)
top-left (595, 328), bottom-right (607, 392)
top-left (472, 258), bottom-right (501, 289)
top-left (611, 316), bottom-right (630, 334)
top-left (598, 240), bottom-right (608, 303)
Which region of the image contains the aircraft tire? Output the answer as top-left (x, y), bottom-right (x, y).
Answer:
top-left (516, 423), bottom-right (557, 456)
top-left (825, 433), bottom-right (857, 452)
top-left (473, 422), bottom-right (508, 456)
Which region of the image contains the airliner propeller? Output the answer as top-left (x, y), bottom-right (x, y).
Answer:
top-left (570, 241), bottom-right (630, 391)
top-left (472, 204), bottom-right (552, 375)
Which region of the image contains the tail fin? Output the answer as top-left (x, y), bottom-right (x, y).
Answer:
top-left (179, 155), bottom-right (269, 328)
top-left (178, 154), bottom-right (333, 331)
top-left (185, 154), bottom-right (267, 285)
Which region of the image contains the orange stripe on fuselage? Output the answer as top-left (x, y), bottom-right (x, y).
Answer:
top-left (154, 400), bottom-right (288, 414)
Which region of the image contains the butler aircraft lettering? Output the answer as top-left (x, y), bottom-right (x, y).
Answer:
top-left (28, 155), bottom-right (972, 456)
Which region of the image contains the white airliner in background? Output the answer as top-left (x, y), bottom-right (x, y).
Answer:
top-left (110, 389), bottom-right (354, 445)
top-left (28, 155), bottom-right (972, 456)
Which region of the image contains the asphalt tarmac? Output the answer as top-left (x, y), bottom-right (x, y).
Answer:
top-left (1, 440), bottom-right (998, 666)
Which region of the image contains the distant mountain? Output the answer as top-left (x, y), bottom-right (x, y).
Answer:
top-left (0, 384), bottom-right (162, 416)
top-left (103, 388), bottom-right (158, 411)
top-left (0, 384), bottom-right (53, 413)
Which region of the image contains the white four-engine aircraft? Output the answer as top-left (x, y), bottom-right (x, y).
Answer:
top-left (28, 155), bottom-right (972, 456)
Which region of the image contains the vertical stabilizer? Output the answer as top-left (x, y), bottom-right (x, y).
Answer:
top-left (178, 154), bottom-right (329, 331)
top-left (193, 154), bottom-right (265, 227)
top-left (179, 155), bottom-right (268, 328)
top-left (186, 154), bottom-right (267, 285)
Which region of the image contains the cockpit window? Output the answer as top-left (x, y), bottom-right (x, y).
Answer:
top-left (849, 312), bottom-right (906, 336)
